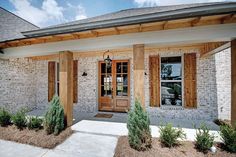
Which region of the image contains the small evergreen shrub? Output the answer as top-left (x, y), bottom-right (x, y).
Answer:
top-left (44, 95), bottom-right (64, 135)
top-left (220, 124), bottom-right (236, 152)
top-left (11, 110), bottom-right (27, 130)
top-left (127, 99), bottom-right (152, 151)
top-left (27, 116), bottom-right (43, 130)
top-left (159, 123), bottom-right (186, 147)
top-left (0, 108), bottom-right (11, 127)
top-left (195, 125), bottom-right (215, 153)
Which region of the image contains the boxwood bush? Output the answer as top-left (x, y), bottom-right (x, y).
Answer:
top-left (0, 108), bottom-right (11, 127)
top-left (11, 110), bottom-right (27, 130)
top-left (195, 125), bottom-right (215, 153)
top-left (127, 99), bottom-right (152, 151)
top-left (27, 116), bottom-right (43, 130)
top-left (159, 123), bottom-right (186, 147)
top-left (220, 124), bottom-right (236, 152)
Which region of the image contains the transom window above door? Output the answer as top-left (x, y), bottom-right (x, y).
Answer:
top-left (161, 56), bottom-right (182, 106)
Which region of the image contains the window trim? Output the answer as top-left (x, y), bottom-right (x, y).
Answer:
top-left (55, 62), bottom-right (60, 96)
top-left (159, 54), bottom-right (184, 107)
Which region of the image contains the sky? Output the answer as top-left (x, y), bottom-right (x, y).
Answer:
top-left (0, 0), bottom-right (235, 28)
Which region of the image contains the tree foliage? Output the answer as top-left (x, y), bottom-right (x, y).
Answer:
top-left (127, 99), bottom-right (152, 151)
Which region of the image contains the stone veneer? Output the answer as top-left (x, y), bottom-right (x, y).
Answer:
top-left (0, 48), bottom-right (231, 120)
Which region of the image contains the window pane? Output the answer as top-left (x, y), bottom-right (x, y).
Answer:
top-left (161, 82), bottom-right (182, 106)
top-left (123, 86), bottom-right (128, 96)
top-left (101, 63), bottom-right (106, 73)
top-left (116, 85), bottom-right (123, 96)
top-left (123, 62), bottom-right (128, 73)
top-left (161, 56), bottom-right (182, 80)
top-left (117, 63), bottom-right (122, 73)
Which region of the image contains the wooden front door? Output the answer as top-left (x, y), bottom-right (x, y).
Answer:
top-left (98, 60), bottom-right (130, 112)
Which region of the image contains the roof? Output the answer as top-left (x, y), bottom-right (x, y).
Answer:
top-left (0, 7), bottom-right (39, 42)
top-left (22, 2), bottom-right (236, 38)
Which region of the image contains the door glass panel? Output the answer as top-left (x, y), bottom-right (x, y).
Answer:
top-left (101, 63), bottom-right (106, 73)
top-left (123, 86), bottom-right (128, 96)
top-left (116, 85), bottom-right (123, 96)
top-left (116, 61), bottom-right (128, 97)
top-left (123, 74), bottom-right (128, 85)
top-left (100, 62), bottom-right (112, 97)
top-left (117, 63), bottom-right (122, 73)
top-left (123, 62), bottom-right (128, 73)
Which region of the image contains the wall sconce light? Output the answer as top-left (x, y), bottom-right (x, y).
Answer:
top-left (82, 72), bottom-right (87, 76)
top-left (144, 72), bottom-right (147, 75)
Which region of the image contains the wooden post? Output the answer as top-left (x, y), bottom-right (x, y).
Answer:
top-left (232, 39), bottom-right (236, 125)
top-left (59, 51), bottom-right (73, 126)
top-left (133, 44), bottom-right (145, 107)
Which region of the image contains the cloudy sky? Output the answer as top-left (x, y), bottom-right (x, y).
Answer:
top-left (0, 0), bottom-right (235, 28)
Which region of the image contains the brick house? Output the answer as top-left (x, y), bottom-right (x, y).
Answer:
top-left (0, 2), bottom-right (236, 126)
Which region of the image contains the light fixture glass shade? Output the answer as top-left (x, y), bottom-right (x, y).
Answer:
top-left (104, 55), bottom-right (112, 67)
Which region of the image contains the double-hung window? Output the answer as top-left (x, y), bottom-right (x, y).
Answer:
top-left (160, 56), bottom-right (183, 106)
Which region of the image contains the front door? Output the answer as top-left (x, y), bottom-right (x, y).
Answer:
top-left (98, 60), bottom-right (130, 112)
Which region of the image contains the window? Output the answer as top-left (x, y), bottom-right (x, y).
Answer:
top-left (160, 56), bottom-right (182, 106)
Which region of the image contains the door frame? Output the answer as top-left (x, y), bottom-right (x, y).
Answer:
top-left (98, 59), bottom-right (130, 112)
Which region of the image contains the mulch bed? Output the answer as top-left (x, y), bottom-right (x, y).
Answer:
top-left (0, 125), bottom-right (73, 149)
top-left (114, 136), bottom-right (236, 157)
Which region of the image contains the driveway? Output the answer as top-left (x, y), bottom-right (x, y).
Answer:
top-left (0, 120), bottom-right (221, 157)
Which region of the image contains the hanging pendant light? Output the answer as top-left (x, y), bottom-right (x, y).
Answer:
top-left (103, 50), bottom-right (113, 68)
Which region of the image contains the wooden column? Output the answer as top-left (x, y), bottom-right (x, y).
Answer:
top-left (133, 44), bottom-right (145, 107)
top-left (59, 51), bottom-right (73, 126)
top-left (232, 39), bottom-right (236, 125)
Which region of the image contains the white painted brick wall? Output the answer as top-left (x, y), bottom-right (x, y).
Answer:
top-left (0, 48), bottom-right (231, 120)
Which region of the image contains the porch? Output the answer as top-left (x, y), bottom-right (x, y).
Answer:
top-left (27, 109), bottom-right (219, 130)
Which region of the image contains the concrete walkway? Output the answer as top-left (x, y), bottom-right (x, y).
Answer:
top-left (0, 120), bottom-right (221, 157)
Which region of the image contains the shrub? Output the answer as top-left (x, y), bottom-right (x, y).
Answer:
top-left (0, 108), bottom-right (11, 127)
top-left (195, 125), bottom-right (215, 152)
top-left (159, 123), bottom-right (186, 147)
top-left (44, 95), bottom-right (64, 135)
top-left (220, 124), bottom-right (236, 152)
top-left (27, 116), bottom-right (43, 130)
top-left (127, 99), bottom-right (152, 151)
top-left (11, 110), bottom-right (27, 130)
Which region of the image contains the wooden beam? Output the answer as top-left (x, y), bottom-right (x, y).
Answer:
top-left (91, 30), bottom-right (99, 37)
top-left (200, 42), bottom-right (230, 58)
top-left (133, 44), bottom-right (145, 107)
top-left (200, 41), bottom-right (228, 57)
top-left (191, 17), bottom-right (201, 26)
top-left (139, 24), bottom-right (143, 32)
top-left (221, 14), bottom-right (234, 24)
top-left (231, 39), bottom-right (236, 126)
top-left (114, 27), bottom-right (120, 34)
top-left (59, 51), bottom-right (73, 126)
top-left (163, 21), bottom-right (168, 30)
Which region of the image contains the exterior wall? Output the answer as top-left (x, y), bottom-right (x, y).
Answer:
top-left (0, 47), bottom-right (231, 120)
top-left (0, 58), bottom-right (37, 112)
top-left (215, 48), bottom-right (231, 120)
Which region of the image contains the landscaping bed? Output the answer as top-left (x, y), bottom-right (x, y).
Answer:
top-left (114, 136), bottom-right (236, 157)
top-left (0, 125), bottom-right (73, 149)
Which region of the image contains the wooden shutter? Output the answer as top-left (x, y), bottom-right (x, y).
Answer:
top-left (48, 61), bottom-right (56, 102)
top-left (73, 60), bottom-right (78, 103)
top-left (149, 55), bottom-right (160, 107)
top-left (184, 53), bottom-right (197, 108)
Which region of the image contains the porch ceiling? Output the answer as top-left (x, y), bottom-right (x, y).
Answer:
top-left (1, 23), bottom-right (236, 58)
